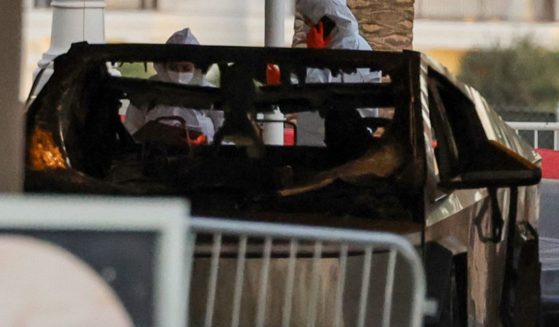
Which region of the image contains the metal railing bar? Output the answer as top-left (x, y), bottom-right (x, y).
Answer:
top-left (179, 229), bottom-right (195, 327)
top-left (204, 233), bottom-right (222, 327)
top-left (282, 239), bottom-right (298, 327)
top-left (334, 243), bottom-right (348, 327)
top-left (410, 261), bottom-right (426, 327)
top-left (189, 217), bottom-right (427, 327)
top-left (255, 237), bottom-right (273, 327)
top-left (357, 245), bottom-right (373, 327)
top-left (507, 122), bottom-right (559, 131)
top-left (191, 218), bottom-right (418, 256)
top-left (231, 236), bottom-right (247, 327)
top-left (505, 121), bottom-right (559, 150)
top-left (382, 249), bottom-right (397, 327)
top-left (307, 241), bottom-right (322, 327)
top-left (193, 242), bottom-right (373, 257)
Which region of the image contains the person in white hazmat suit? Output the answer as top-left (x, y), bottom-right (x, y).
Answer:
top-left (295, 0), bottom-right (382, 153)
top-left (297, 0), bottom-right (381, 83)
top-left (124, 28), bottom-right (222, 144)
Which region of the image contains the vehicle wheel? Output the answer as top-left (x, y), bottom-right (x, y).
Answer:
top-left (441, 254), bottom-right (467, 327)
top-left (502, 222), bottom-right (540, 327)
top-left (425, 243), bottom-right (467, 327)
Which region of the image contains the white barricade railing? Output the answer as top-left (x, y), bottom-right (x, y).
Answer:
top-left (0, 196), bottom-right (430, 327)
top-left (507, 122), bottom-right (559, 150)
top-left (187, 217), bottom-right (428, 327)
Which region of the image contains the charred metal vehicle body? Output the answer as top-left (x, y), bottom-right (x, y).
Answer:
top-left (26, 43), bottom-right (541, 326)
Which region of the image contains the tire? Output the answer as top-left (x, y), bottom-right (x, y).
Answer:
top-left (441, 254), bottom-right (467, 327)
top-left (425, 242), bottom-right (467, 327)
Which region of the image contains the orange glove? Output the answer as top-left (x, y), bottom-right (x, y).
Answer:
top-left (266, 64), bottom-right (281, 85)
top-left (306, 21), bottom-right (330, 49)
top-left (187, 132), bottom-right (207, 146)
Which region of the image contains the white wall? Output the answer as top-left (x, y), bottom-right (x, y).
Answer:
top-left (416, 0), bottom-right (555, 21)
top-left (0, 1), bottom-right (23, 192)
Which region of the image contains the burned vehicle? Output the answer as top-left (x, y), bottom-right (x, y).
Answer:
top-left (25, 43), bottom-right (541, 326)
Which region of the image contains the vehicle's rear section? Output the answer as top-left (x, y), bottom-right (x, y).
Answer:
top-left (25, 44), bottom-right (426, 227)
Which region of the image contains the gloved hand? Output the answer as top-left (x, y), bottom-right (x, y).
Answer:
top-left (306, 21), bottom-right (330, 49)
top-left (186, 130), bottom-right (207, 146)
top-left (266, 64), bottom-right (281, 85)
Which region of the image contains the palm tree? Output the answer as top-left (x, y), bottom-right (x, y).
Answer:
top-left (347, 0), bottom-right (414, 51)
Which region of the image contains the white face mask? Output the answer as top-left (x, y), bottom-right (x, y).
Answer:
top-left (168, 71), bottom-right (194, 84)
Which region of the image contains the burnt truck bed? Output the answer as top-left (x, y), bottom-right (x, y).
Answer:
top-left (26, 43), bottom-right (425, 224)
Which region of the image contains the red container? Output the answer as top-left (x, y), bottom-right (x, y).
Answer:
top-left (284, 127), bottom-right (295, 146)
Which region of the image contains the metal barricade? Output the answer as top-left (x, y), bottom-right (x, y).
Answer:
top-left (187, 217), bottom-right (427, 327)
top-left (507, 122), bottom-right (559, 150)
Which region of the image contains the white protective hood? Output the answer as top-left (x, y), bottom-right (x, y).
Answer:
top-left (153, 28), bottom-right (209, 85)
top-left (297, 0), bottom-right (371, 51)
top-left (297, 0), bottom-right (379, 83)
top-left (124, 28), bottom-right (221, 139)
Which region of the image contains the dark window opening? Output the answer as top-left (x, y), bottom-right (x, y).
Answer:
top-left (428, 70), bottom-right (484, 181)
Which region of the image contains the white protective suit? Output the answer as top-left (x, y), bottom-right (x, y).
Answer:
top-left (124, 28), bottom-right (222, 142)
top-left (297, 0), bottom-right (381, 83)
top-left (296, 0), bottom-right (382, 146)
